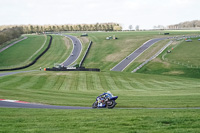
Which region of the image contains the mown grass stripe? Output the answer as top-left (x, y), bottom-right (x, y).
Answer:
top-left (15, 75), bottom-right (38, 90)
top-left (115, 76), bottom-right (132, 90)
top-left (69, 72), bottom-right (79, 91)
top-left (4, 76), bottom-right (29, 89)
top-left (91, 72), bottom-right (103, 91)
top-left (98, 73), bottom-right (109, 91)
top-left (86, 72), bottom-right (94, 91)
top-left (104, 73), bottom-right (118, 90)
top-left (77, 72), bottom-right (87, 91)
top-left (59, 74), bottom-right (69, 91)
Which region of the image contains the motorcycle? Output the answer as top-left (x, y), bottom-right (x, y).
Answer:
top-left (92, 92), bottom-right (118, 109)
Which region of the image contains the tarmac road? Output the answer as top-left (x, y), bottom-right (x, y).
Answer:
top-left (0, 36), bottom-right (28, 53)
top-left (61, 35), bottom-right (82, 67)
top-left (0, 101), bottom-right (199, 110)
top-left (0, 70), bottom-right (38, 77)
top-left (111, 37), bottom-right (168, 72)
top-left (0, 101), bottom-right (91, 109)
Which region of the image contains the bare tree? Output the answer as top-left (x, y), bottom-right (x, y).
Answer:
top-left (129, 25), bottom-right (133, 30)
top-left (135, 25), bottom-right (139, 31)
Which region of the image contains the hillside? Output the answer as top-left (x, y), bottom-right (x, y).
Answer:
top-left (138, 36), bottom-right (200, 78)
top-left (0, 31), bottom-right (200, 133)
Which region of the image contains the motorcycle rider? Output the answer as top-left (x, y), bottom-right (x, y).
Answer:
top-left (99, 91), bottom-right (113, 100)
top-left (92, 91), bottom-right (118, 108)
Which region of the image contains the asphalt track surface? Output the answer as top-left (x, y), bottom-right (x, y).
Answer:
top-left (0, 101), bottom-right (200, 110)
top-left (0, 101), bottom-right (91, 109)
top-left (111, 37), bottom-right (168, 72)
top-left (0, 70), bottom-right (38, 77)
top-left (61, 35), bottom-right (82, 67)
top-left (0, 36), bottom-right (28, 53)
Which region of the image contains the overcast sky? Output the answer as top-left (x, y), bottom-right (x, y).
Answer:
top-left (0, 0), bottom-right (199, 29)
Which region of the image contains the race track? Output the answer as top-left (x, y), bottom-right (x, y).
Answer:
top-left (111, 37), bottom-right (168, 72)
top-left (0, 100), bottom-right (199, 110)
top-left (0, 100), bottom-right (91, 109)
top-left (61, 35), bottom-right (82, 67)
top-left (1, 36), bottom-right (200, 110)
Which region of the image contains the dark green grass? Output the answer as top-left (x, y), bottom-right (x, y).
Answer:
top-left (0, 35), bottom-right (46, 69)
top-left (0, 108), bottom-right (199, 133)
top-left (25, 35), bottom-right (72, 70)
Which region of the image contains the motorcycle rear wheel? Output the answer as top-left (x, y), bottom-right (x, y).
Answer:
top-left (92, 102), bottom-right (97, 108)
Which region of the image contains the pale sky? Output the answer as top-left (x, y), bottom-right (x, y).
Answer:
top-left (0, 0), bottom-right (199, 29)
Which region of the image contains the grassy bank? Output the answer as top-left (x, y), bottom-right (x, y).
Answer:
top-left (0, 35), bottom-right (47, 69)
top-left (138, 37), bottom-right (200, 78)
top-left (0, 108), bottom-right (199, 133)
top-left (1, 31), bottom-right (200, 132)
top-left (0, 71), bottom-right (199, 108)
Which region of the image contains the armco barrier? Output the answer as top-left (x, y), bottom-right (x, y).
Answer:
top-left (79, 41), bottom-right (92, 67)
top-left (46, 67), bottom-right (100, 72)
top-left (0, 35), bottom-right (53, 71)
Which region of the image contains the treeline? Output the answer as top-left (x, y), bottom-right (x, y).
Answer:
top-left (0, 23), bottom-right (122, 45)
top-left (1, 23), bottom-right (122, 33)
top-left (0, 26), bottom-right (23, 45)
top-left (168, 20), bottom-right (200, 29)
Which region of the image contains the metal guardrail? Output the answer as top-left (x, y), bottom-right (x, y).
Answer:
top-left (0, 35), bottom-right (52, 71)
top-left (79, 41), bottom-right (92, 67)
top-left (131, 41), bottom-right (173, 73)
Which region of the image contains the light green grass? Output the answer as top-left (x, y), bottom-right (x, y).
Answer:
top-left (165, 38), bottom-right (200, 67)
top-left (138, 37), bottom-right (200, 78)
top-left (69, 31), bottom-right (200, 71)
top-left (0, 36), bottom-right (24, 50)
top-left (1, 31), bottom-right (200, 132)
top-left (0, 108), bottom-right (200, 133)
top-left (0, 71), bottom-right (199, 108)
top-left (124, 40), bottom-right (170, 72)
top-left (84, 31), bottom-right (161, 71)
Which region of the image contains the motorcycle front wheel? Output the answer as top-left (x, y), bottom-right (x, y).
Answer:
top-left (107, 100), bottom-right (117, 109)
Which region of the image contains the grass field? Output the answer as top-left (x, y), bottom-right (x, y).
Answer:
top-left (138, 36), bottom-right (200, 78)
top-left (0, 108), bottom-right (199, 133)
top-left (0, 36), bottom-right (24, 50)
top-left (25, 35), bottom-right (73, 70)
top-left (0, 35), bottom-right (47, 69)
top-left (67, 31), bottom-right (200, 71)
top-left (124, 39), bottom-right (170, 72)
top-left (0, 30), bottom-right (200, 132)
top-left (0, 71), bottom-right (199, 108)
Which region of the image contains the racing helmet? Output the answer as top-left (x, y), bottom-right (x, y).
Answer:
top-left (107, 91), bottom-right (111, 94)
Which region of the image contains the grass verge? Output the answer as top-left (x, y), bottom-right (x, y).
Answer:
top-left (0, 108), bottom-right (199, 133)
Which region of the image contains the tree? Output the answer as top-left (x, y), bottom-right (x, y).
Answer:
top-left (135, 25), bottom-right (139, 31)
top-left (113, 26), bottom-right (122, 31)
top-left (129, 25), bottom-right (133, 30)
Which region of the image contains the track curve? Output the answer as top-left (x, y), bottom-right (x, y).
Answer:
top-left (61, 35), bottom-right (82, 67)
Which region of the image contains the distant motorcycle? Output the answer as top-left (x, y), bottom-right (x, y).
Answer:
top-left (92, 92), bottom-right (118, 109)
